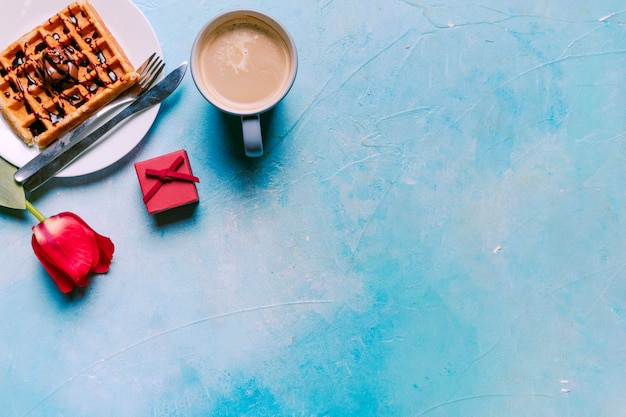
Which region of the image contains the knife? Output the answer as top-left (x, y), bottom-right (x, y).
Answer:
top-left (16, 61), bottom-right (187, 191)
top-left (15, 88), bottom-right (139, 183)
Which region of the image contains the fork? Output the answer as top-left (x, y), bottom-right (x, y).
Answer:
top-left (14, 53), bottom-right (165, 183)
top-left (60, 53), bottom-right (165, 141)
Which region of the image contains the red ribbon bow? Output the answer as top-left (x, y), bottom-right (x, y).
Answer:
top-left (142, 155), bottom-right (199, 204)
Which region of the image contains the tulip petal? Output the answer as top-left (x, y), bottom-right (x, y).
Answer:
top-left (61, 212), bottom-right (114, 273)
top-left (32, 235), bottom-right (76, 293)
top-left (92, 233), bottom-right (114, 273)
top-left (75, 276), bottom-right (89, 287)
top-left (32, 214), bottom-right (96, 283)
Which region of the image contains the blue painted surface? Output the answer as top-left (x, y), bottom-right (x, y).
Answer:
top-left (1, 0), bottom-right (626, 416)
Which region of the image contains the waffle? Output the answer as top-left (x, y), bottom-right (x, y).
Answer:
top-left (0, 0), bottom-right (139, 148)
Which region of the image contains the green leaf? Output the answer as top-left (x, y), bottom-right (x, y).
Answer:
top-left (0, 157), bottom-right (25, 210)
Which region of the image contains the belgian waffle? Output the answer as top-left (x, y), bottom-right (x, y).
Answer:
top-left (0, 0), bottom-right (139, 148)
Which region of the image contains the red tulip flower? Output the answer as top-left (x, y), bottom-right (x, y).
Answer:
top-left (0, 158), bottom-right (115, 294)
top-left (30, 207), bottom-right (114, 293)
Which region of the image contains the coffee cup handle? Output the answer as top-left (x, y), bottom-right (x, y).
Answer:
top-left (241, 115), bottom-right (263, 157)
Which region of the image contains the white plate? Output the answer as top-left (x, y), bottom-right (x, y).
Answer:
top-left (0, 0), bottom-right (162, 177)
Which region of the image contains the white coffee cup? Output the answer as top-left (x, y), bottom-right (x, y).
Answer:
top-left (191, 10), bottom-right (298, 157)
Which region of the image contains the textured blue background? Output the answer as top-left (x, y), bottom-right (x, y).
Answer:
top-left (1, 0), bottom-right (626, 416)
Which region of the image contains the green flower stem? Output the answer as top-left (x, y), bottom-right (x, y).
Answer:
top-left (25, 200), bottom-right (46, 223)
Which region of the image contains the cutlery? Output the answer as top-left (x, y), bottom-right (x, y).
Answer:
top-left (21, 61), bottom-right (187, 192)
top-left (14, 54), bottom-right (164, 184)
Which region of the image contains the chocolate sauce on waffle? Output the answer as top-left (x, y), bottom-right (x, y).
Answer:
top-left (0, 0), bottom-right (139, 147)
top-left (38, 49), bottom-right (79, 92)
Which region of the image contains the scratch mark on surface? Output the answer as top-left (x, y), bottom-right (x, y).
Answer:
top-left (400, 1), bottom-right (512, 29)
top-left (281, 29), bottom-right (419, 146)
top-left (381, 336), bottom-right (406, 343)
top-left (468, 343), bottom-right (499, 367)
top-left (509, 134), bottom-right (551, 166)
top-left (496, 187), bottom-right (595, 249)
top-left (347, 169), bottom-right (402, 262)
top-left (321, 152), bottom-right (396, 182)
top-left (400, 1), bottom-right (598, 29)
top-left (22, 300), bottom-right (333, 417)
top-left (395, 31), bottom-right (434, 80)
top-left (359, 106), bottom-right (437, 149)
top-left (500, 82), bottom-right (582, 167)
top-left (325, 35), bottom-right (355, 54)
top-left (509, 86), bottom-right (582, 165)
top-left (360, 131), bottom-right (386, 148)
top-left (282, 74), bottom-right (334, 140)
top-left (454, 49), bottom-right (626, 126)
top-left (442, 343), bottom-right (500, 400)
top-left (596, 9), bottom-right (626, 22)
top-left (335, 29), bottom-right (413, 95)
top-left (583, 263), bottom-right (625, 319)
top-left (400, 305), bottom-right (421, 314)
top-left (377, 106), bottom-right (437, 123)
top-left (599, 13), bottom-right (616, 22)
top-left (558, 25), bottom-right (606, 59)
top-left (319, 0), bottom-right (335, 11)
top-left (416, 393), bottom-right (555, 416)
top-left (541, 263), bottom-right (621, 299)
top-left (596, 131), bottom-right (626, 144)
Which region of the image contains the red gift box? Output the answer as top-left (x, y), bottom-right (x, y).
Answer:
top-left (134, 150), bottom-right (199, 214)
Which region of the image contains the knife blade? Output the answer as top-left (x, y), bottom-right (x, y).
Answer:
top-left (17, 61), bottom-right (187, 191)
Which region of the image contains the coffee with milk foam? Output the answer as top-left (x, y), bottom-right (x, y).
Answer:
top-left (197, 17), bottom-right (292, 111)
